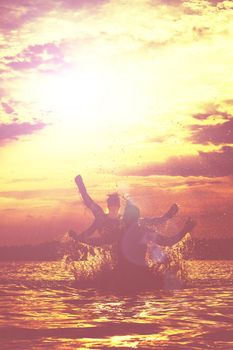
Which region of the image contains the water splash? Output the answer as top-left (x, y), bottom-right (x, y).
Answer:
top-left (60, 235), bottom-right (116, 283)
top-left (60, 231), bottom-right (194, 289)
top-left (147, 233), bottom-right (194, 288)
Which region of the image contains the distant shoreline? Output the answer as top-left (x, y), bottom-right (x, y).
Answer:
top-left (0, 237), bottom-right (233, 261)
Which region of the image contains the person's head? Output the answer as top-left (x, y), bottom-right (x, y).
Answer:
top-left (106, 193), bottom-right (120, 217)
top-left (123, 200), bottom-right (140, 227)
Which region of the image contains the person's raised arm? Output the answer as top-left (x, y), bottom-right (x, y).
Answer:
top-left (75, 175), bottom-right (104, 218)
top-left (148, 217), bottom-right (196, 247)
top-left (143, 204), bottom-right (179, 225)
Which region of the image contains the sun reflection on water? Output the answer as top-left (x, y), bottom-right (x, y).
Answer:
top-left (0, 260), bottom-right (233, 349)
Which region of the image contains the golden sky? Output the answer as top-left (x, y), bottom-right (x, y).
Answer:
top-left (0, 0), bottom-right (233, 244)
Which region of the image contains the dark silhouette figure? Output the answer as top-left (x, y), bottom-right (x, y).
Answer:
top-left (70, 175), bottom-right (180, 248)
top-left (68, 175), bottom-right (196, 289)
top-left (120, 200), bottom-right (196, 266)
top-left (70, 175), bottom-right (122, 245)
top-left (69, 174), bottom-right (196, 256)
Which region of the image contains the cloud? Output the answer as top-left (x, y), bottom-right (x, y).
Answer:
top-left (1, 102), bottom-right (14, 114)
top-left (193, 109), bottom-right (232, 120)
top-left (0, 1), bottom-right (53, 33)
top-left (146, 135), bottom-right (168, 143)
top-left (0, 121), bottom-right (47, 146)
top-left (60, 0), bottom-right (108, 9)
top-left (2, 208), bottom-right (18, 212)
top-left (184, 179), bottom-right (223, 187)
top-left (0, 88), bottom-right (6, 98)
top-left (192, 25), bottom-right (211, 38)
top-left (0, 188), bottom-right (74, 200)
top-left (208, 0), bottom-right (227, 6)
top-left (8, 177), bottom-right (47, 184)
top-left (121, 146), bottom-right (233, 177)
top-left (0, 0), bottom-right (107, 34)
top-left (190, 118), bottom-right (233, 145)
top-left (152, 0), bottom-right (183, 6)
top-left (5, 43), bottom-right (65, 72)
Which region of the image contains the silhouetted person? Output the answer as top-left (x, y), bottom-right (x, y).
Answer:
top-left (121, 200), bottom-right (196, 266)
top-left (69, 175), bottom-right (122, 246)
top-left (114, 199), bottom-right (196, 291)
top-left (68, 175), bottom-right (196, 289)
top-left (70, 175), bottom-right (179, 249)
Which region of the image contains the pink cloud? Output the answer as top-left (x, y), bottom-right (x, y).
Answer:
top-left (121, 146), bottom-right (233, 178)
top-left (1, 102), bottom-right (14, 114)
top-left (4, 43), bottom-right (65, 72)
top-left (0, 121), bottom-right (47, 146)
top-left (60, 0), bottom-right (108, 10)
top-left (0, 1), bottom-right (52, 32)
top-left (0, 0), bottom-right (107, 35)
top-left (190, 118), bottom-right (233, 145)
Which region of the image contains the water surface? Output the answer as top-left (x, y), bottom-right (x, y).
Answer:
top-left (0, 260), bottom-right (233, 349)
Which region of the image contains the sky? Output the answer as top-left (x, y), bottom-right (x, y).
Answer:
top-left (0, 0), bottom-right (233, 245)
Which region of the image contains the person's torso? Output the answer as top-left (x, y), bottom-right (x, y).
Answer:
top-left (85, 213), bottom-right (123, 241)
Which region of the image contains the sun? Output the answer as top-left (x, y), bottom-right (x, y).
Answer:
top-left (36, 68), bottom-right (106, 122)
top-left (23, 61), bottom-right (152, 132)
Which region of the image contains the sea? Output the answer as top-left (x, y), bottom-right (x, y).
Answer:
top-left (0, 260), bottom-right (233, 350)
